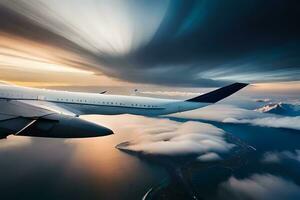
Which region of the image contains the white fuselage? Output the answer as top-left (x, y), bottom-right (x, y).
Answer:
top-left (0, 85), bottom-right (209, 116)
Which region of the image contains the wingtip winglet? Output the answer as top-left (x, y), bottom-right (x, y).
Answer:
top-left (186, 82), bottom-right (249, 103)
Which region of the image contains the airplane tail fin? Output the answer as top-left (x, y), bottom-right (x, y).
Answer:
top-left (186, 82), bottom-right (248, 103)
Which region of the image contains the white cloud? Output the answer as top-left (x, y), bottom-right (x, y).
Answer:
top-left (224, 116), bottom-right (300, 130)
top-left (169, 104), bottom-right (263, 122)
top-left (169, 104), bottom-right (300, 131)
top-left (262, 150), bottom-right (300, 163)
top-left (219, 174), bottom-right (300, 200)
top-left (117, 120), bottom-right (234, 158)
top-left (82, 114), bottom-right (234, 161)
top-left (197, 152), bottom-right (221, 161)
top-left (261, 152), bottom-right (281, 163)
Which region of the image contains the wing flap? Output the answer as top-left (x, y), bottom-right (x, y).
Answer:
top-left (0, 99), bottom-right (54, 117)
top-left (18, 100), bottom-right (78, 116)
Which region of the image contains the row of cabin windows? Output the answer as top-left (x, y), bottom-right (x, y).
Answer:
top-left (0, 93), bottom-right (36, 99)
top-left (0, 93), bottom-right (159, 108)
top-left (55, 98), bottom-right (159, 108)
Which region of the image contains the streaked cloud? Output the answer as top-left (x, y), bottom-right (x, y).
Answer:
top-left (0, 0), bottom-right (299, 87)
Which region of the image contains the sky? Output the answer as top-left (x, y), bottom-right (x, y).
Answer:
top-left (0, 0), bottom-right (299, 91)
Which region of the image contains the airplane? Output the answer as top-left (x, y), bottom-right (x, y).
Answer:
top-left (0, 82), bottom-right (248, 139)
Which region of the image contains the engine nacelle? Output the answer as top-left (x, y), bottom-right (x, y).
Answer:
top-left (0, 114), bottom-right (113, 138)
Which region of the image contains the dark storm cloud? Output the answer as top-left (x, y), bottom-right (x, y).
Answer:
top-left (140, 0), bottom-right (300, 64)
top-left (0, 0), bottom-right (299, 87)
top-left (130, 0), bottom-right (300, 83)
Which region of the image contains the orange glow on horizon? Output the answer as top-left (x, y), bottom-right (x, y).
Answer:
top-left (0, 32), bottom-right (135, 88)
top-left (252, 81), bottom-right (300, 91)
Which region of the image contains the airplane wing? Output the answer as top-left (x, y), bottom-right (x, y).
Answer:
top-left (0, 99), bottom-right (113, 139)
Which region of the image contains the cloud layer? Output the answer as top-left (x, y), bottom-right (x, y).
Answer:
top-left (170, 103), bottom-right (300, 130)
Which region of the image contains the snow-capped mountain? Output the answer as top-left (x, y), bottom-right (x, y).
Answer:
top-left (256, 102), bottom-right (300, 116)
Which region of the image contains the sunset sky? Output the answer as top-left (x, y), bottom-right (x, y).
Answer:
top-left (0, 2), bottom-right (300, 199)
top-left (0, 0), bottom-right (299, 92)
